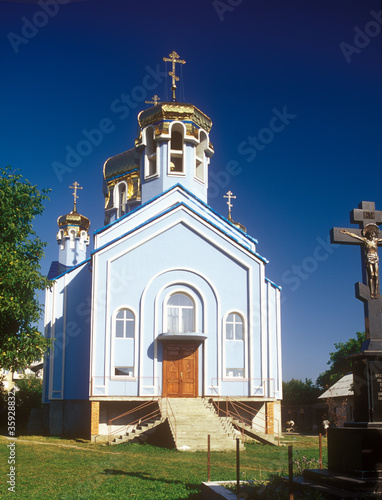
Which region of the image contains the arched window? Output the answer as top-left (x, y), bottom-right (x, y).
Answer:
top-left (225, 313), bottom-right (245, 378)
top-left (145, 127), bottom-right (157, 178)
top-left (114, 308), bottom-right (135, 377)
top-left (226, 313), bottom-right (244, 340)
top-left (167, 293), bottom-right (195, 333)
top-left (169, 123), bottom-right (184, 174)
top-left (195, 131), bottom-right (207, 182)
top-left (117, 182), bottom-right (127, 218)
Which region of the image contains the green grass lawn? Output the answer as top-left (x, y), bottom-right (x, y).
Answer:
top-left (0, 434), bottom-right (327, 499)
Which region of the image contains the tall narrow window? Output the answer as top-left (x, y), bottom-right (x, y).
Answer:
top-left (226, 313), bottom-right (244, 340)
top-left (114, 308), bottom-right (135, 377)
top-left (169, 124), bottom-right (184, 173)
top-left (225, 313), bottom-right (245, 378)
top-left (167, 293), bottom-right (194, 333)
top-left (195, 131), bottom-right (207, 182)
top-left (117, 182), bottom-right (126, 218)
top-left (145, 127), bottom-right (157, 178)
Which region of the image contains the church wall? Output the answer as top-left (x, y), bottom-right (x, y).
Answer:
top-left (90, 207), bottom-right (273, 399)
top-left (265, 281), bottom-right (282, 400)
top-left (44, 262), bottom-right (92, 403)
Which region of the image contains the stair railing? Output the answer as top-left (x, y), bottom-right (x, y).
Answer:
top-left (209, 386), bottom-right (281, 445)
top-left (107, 399), bottom-right (163, 444)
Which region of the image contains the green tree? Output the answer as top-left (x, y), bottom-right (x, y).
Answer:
top-left (282, 378), bottom-right (321, 405)
top-left (316, 331), bottom-right (366, 390)
top-left (0, 167), bottom-right (51, 371)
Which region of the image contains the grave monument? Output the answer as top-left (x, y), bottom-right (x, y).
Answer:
top-left (299, 201), bottom-right (382, 497)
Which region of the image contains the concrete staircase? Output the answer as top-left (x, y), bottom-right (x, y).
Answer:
top-left (167, 398), bottom-right (245, 452)
top-left (109, 417), bottom-right (163, 445)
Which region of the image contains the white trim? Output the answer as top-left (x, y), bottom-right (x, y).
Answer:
top-left (96, 205), bottom-right (262, 268)
top-left (61, 272), bottom-right (67, 398)
top-left (48, 283), bottom-right (56, 400)
top-left (276, 287), bottom-right (282, 399)
top-left (260, 264), bottom-right (268, 397)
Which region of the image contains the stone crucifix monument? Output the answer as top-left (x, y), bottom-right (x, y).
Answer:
top-left (329, 201), bottom-right (382, 485)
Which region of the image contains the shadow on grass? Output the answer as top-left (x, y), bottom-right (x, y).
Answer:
top-left (102, 469), bottom-right (202, 499)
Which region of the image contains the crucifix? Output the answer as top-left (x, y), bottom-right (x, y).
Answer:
top-left (145, 94), bottom-right (161, 107)
top-left (331, 201), bottom-right (382, 350)
top-left (69, 181), bottom-right (83, 212)
top-left (224, 190), bottom-right (236, 221)
top-left (163, 51), bottom-right (186, 102)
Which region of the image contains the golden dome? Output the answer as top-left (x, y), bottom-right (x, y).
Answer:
top-left (137, 102), bottom-right (213, 137)
top-left (57, 209), bottom-right (90, 236)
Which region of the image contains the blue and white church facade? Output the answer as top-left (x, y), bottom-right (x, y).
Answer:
top-left (43, 90), bottom-right (282, 443)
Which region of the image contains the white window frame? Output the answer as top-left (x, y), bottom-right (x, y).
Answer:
top-left (111, 307), bottom-right (137, 379)
top-left (163, 288), bottom-right (200, 334)
top-left (223, 312), bottom-right (246, 379)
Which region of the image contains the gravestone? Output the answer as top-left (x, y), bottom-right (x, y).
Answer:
top-left (329, 202), bottom-right (382, 485)
top-left (296, 202), bottom-right (382, 497)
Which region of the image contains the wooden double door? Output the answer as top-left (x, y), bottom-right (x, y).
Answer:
top-left (163, 342), bottom-right (198, 398)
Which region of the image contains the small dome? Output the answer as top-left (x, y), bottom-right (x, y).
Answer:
top-left (103, 148), bottom-right (139, 182)
top-left (57, 209), bottom-right (90, 235)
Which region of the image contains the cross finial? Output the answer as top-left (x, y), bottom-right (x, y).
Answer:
top-left (163, 51), bottom-right (186, 102)
top-left (224, 191), bottom-right (236, 220)
top-left (145, 94), bottom-right (161, 107)
top-left (69, 181), bottom-right (83, 211)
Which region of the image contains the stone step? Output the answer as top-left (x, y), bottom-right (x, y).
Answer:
top-left (167, 398), bottom-right (245, 451)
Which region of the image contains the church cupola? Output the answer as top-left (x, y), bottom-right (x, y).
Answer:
top-left (102, 51), bottom-right (214, 224)
top-left (57, 182), bottom-right (90, 267)
top-left (135, 51), bottom-right (214, 204)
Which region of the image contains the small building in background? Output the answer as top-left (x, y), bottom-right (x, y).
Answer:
top-left (318, 373), bottom-right (354, 427)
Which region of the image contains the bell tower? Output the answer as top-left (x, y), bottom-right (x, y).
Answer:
top-left (135, 51), bottom-right (214, 204)
top-left (57, 182), bottom-right (90, 267)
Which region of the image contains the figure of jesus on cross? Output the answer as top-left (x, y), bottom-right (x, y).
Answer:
top-left (331, 201), bottom-right (382, 350)
top-left (340, 224), bottom-right (382, 299)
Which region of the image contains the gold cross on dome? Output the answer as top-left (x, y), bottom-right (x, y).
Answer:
top-left (224, 191), bottom-right (236, 220)
top-left (163, 51), bottom-right (186, 101)
top-left (145, 94), bottom-right (161, 106)
top-left (69, 181), bottom-right (83, 211)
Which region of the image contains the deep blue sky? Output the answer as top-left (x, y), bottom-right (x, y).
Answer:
top-left (1, 0), bottom-right (381, 383)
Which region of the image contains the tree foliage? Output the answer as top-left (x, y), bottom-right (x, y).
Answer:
top-left (0, 167), bottom-right (51, 370)
top-left (316, 331), bottom-right (366, 390)
top-left (282, 378), bottom-right (321, 405)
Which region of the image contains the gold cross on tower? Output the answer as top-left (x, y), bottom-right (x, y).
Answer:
top-left (224, 191), bottom-right (236, 221)
top-left (163, 51), bottom-right (186, 102)
top-left (145, 94), bottom-right (161, 107)
top-left (69, 181), bottom-right (83, 211)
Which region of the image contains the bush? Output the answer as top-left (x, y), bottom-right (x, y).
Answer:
top-left (14, 373), bottom-right (43, 426)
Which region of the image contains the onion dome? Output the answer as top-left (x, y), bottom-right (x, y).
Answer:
top-left (57, 182), bottom-right (90, 236)
top-left (57, 209), bottom-right (90, 236)
top-left (103, 148), bottom-right (139, 183)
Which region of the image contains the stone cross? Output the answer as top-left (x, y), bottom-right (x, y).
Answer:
top-left (69, 181), bottom-right (82, 211)
top-left (163, 51), bottom-right (186, 102)
top-left (331, 201), bottom-right (382, 350)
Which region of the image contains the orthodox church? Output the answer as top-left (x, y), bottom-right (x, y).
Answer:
top-left (43, 53), bottom-right (282, 449)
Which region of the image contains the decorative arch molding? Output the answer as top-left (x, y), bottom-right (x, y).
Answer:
top-left (139, 268), bottom-right (221, 396)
